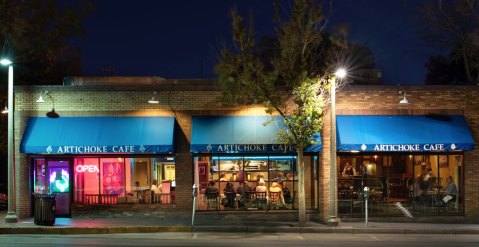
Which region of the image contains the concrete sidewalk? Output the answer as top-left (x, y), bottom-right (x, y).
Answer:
top-left (1, 211), bottom-right (479, 235)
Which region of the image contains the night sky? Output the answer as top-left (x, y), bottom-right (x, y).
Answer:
top-left (77, 0), bottom-right (433, 84)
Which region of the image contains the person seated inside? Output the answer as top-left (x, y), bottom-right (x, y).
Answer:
top-left (150, 179), bottom-right (161, 203)
top-left (269, 182), bottom-right (285, 207)
top-left (439, 176), bottom-right (457, 206)
top-left (342, 162), bottom-right (356, 176)
top-left (237, 181), bottom-right (252, 208)
top-left (205, 181), bottom-right (219, 194)
top-left (223, 182), bottom-right (236, 208)
top-left (255, 179), bottom-right (267, 193)
top-left (278, 180), bottom-right (292, 205)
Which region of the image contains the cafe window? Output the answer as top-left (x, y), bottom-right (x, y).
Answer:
top-left (337, 153), bottom-right (464, 218)
top-left (73, 156), bottom-right (175, 205)
top-left (194, 155), bottom-right (317, 211)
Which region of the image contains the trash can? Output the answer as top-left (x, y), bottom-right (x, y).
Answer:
top-left (33, 193), bottom-right (56, 226)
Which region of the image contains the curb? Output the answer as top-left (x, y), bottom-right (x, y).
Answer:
top-left (2, 226), bottom-right (479, 235)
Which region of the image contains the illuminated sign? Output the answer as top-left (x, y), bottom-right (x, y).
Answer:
top-left (75, 165), bottom-right (100, 173)
top-left (49, 169), bottom-right (69, 192)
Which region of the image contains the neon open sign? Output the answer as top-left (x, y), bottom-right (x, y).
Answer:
top-left (76, 165), bottom-right (99, 173)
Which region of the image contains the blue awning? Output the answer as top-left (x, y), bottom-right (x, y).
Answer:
top-left (20, 116), bottom-right (175, 154)
top-left (190, 116), bottom-right (322, 154)
top-left (337, 115), bottom-right (475, 152)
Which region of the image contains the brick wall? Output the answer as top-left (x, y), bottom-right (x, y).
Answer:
top-left (12, 83), bottom-right (479, 222)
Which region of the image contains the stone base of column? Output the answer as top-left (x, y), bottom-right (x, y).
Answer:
top-left (5, 212), bottom-right (18, 223)
top-left (327, 216), bottom-right (340, 226)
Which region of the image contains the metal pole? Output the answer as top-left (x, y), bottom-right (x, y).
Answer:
top-left (5, 65), bottom-right (17, 223)
top-left (327, 78), bottom-right (339, 226)
top-left (191, 184), bottom-right (198, 226)
top-left (364, 186), bottom-right (369, 227)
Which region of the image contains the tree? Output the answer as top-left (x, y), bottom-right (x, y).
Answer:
top-left (425, 53), bottom-right (468, 84)
top-left (215, 0), bottom-right (348, 225)
top-left (417, 0), bottom-right (479, 84)
top-left (0, 1), bottom-right (92, 157)
top-left (0, 0), bottom-right (93, 86)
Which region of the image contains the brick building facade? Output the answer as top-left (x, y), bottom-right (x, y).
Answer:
top-left (10, 78), bottom-right (479, 222)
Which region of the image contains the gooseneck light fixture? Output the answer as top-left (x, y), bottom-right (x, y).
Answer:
top-left (399, 90), bottom-right (409, 104)
top-left (36, 90), bottom-right (59, 118)
top-left (148, 91), bottom-right (159, 104)
top-left (327, 68), bottom-right (347, 227)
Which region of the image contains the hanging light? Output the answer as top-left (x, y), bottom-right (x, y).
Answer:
top-left (399, 90), bottom-right (409, 104)
top-left (1, 106), bottom-right (8, 114)
top-left (36, 95), bottom-right (45, 103)
top-left (148, 91), bottom-right (159, 104)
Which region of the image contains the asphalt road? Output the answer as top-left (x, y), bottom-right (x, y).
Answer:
top-left (0, 233), bottom-right (478, 247)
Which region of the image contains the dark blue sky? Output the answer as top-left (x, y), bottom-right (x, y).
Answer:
top-left (78, 0), bottom-right (433, 84)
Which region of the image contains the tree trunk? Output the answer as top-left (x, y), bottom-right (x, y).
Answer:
top-left (297, 145), bottom-right (306, 226)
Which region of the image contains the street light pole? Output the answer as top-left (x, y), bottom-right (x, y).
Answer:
top-left (1, 59), bottom-right (17, 223)
top-left (327, 77), bottom-right (339, 226)
top-left (327, 69), bottom-right (345, 226)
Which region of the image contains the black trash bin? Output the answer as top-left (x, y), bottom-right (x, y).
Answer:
top-left (33, 193), bottom-right (56, 226)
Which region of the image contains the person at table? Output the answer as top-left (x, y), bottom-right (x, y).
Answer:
top-left (150, 180), bottom-right (161, 203)
top-left (237, 181), bottom-right (252, 208)
top-left (223, 182), bottom-right (236, 208)
top-left (342, 162), bottom-right (356, 176)
top-left (278, 180), bottom-right (292, 205)
top-left (269, 182), bottom-right (285, 206)
top-left (255, 179), bottom-right (268, 193)
top-left (441, 176), bottom-right (457, 205)
top-left (205, 181), bottom-right (218, 193)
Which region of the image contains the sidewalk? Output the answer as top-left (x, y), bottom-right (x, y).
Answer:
top-left (1, 211), bottom-right (479, 235)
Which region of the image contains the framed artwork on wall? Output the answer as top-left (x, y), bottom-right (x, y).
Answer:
top-left (439, 155), bottom-right (448, 167)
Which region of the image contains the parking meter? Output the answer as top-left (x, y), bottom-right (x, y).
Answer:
top-left (192, 184), bottom-right (198, 198)
top-left (192, 184), bottom-right (198, 226)
top-left (363, 186), bottom-right (369, 199)
top-left (363, 186), bottom-right (369, 227)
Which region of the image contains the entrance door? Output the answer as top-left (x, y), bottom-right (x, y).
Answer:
top-left (46, 160), bottom-right (71, 216)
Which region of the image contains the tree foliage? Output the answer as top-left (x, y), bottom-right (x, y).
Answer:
top-left (0, 0), bottom-right (93, 86)
top-left (215, 0), bottom-right (350, 225)
top-left (417, 0), bottom-right (479, 84)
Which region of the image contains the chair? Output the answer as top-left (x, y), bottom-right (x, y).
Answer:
top-left (255, 192), bottom-right (267, 210)
top-left (244, 191), bottom-right (256, 209)
top-left (269, 192), bottom-right (282, 210)
top-left (205, 192), bottom-right (219, 210)
top-left (161, 181), bottom-right (171, 204)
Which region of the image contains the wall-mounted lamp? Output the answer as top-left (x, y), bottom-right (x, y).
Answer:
top-left (35, 95), bottom-right (45, 103)
top-left (1, 106), bottom-right (8, 114)
top-left (399, 90), bottom-right (409, 104)
top-left (36, 90), bottom-right (59, 118)
top-left (148, 91), bottom-right (159, 104)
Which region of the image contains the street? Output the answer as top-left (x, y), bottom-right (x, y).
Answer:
top-left (0, 233), bottom-right (478, 247)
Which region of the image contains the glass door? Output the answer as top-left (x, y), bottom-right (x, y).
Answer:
top-left (46, 160), bottom-right (72, 216)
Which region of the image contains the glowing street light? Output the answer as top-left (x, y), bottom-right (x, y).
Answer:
top-left (1, 57), bottom-right (17, 223)
top-left (327, 68), bottom-right (346, 226)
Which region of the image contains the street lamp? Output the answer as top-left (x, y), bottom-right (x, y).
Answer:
top-left (1, 57), bottom-right (17, 223)
top-left (327, 68), bottom-right (346, 226)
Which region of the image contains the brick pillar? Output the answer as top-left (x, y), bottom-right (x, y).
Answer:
top-left (319, 109), bottom-right (332, 222)
top-left (174, 112), bottom-right (193, 209)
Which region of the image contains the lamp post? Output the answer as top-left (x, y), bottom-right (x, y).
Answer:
top-left (327, 68), bottom-right (346, 226)
top-left (1, 58), bottom-right (17, 223)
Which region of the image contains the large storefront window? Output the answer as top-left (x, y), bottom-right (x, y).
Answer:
top-left (72, 157), bottom-right (175, 205)
top-left (194, 155), bottom-right (317, 211)
top-left (337, 153), bottom-right (464, 218)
